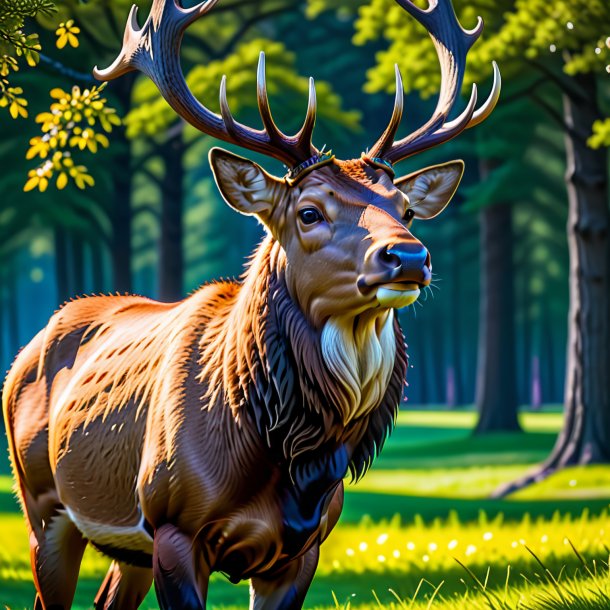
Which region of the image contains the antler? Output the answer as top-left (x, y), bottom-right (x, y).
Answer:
top-left (367, 0), bottom-right (501, 166)
top-left (93, 0), bottom-right (319, 167)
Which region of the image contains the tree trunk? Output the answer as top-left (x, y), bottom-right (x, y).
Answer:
top-left (158, 126), bottom-right (185, 302)
top-left (493, 73), bottom-right (610, 497)
top-left (109, 74), bottom-right (135, 293)
top-left (547, 77), bottom-right (610, 464)
top-left (474, 164), bottom-right (521, 433)
top-left (71, 234), bottom-right (86, 296)
top-left (54, 226), bottom-right (71, 306)
top-left (518, 270), bottom-right (532, 407)
top-left (448, 208), bottom-right (464, 405)
top-left (90, 239), bottom-right (106, 293)
top-left (7, 263), bottom-right (19, 355)
top-left (540, 294), bottom-right (556, 405)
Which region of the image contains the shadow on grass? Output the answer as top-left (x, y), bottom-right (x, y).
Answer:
top-left (375, 430), bottom-right (558, 470)
top-left (341, 491), bottom-right (610, 524)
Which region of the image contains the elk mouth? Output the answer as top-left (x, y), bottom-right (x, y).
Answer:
top-left (376, 281), bottom-right (422, 309)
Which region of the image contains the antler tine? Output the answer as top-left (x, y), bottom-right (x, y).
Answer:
top-left (294, 76), bottom-right (318, 155)
top-left (369, 0), bottom-right (500, 166)
top-left (257, 52), bottom-right (319, 161)
top-left (94, 0), bottom-right (318, 168)
top-left (257, 52), bottom-right (289, 142)
top-left (219, 75), bottom-right (240, 137)
top-left (367, 65), bottom-right (404, 159)
top-left (408, 83), bottom-right (478, 156)
top-left (466, 60), bottom-right (501, 129)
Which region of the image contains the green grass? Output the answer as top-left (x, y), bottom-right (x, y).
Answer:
top-left (1, 408), bottom-right (610, 609)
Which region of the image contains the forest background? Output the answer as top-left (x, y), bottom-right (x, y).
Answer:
top-left (0, 0), bottom-right (610, 606)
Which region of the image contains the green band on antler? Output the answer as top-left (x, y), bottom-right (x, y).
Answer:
top-left (361, 154), bottom-right (395, 178)
top-left (285, 150), bottom-right (335, 186)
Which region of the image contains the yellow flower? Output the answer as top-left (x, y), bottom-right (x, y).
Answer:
top-left (56, 20), bottom-right (80, 49)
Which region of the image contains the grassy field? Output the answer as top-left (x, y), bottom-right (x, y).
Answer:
top-left (1, 409), bottom-right (610, 609)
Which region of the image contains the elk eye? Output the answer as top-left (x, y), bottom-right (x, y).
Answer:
top-left (298, 208), bottom-right (323, 225)
top-left (403, 208), bottom-right (415, 222)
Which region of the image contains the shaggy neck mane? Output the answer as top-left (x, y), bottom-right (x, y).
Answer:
top-left (199, 236), bottom-right (408, 480)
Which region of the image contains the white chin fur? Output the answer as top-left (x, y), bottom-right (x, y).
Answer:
top-left (377, 287), bottom-right (420, 309)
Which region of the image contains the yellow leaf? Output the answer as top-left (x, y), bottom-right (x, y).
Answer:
top-left (56, 172), bottom-right (68, 189)
top-left (67, 34), bottom-right (79, 48)
top-left (23, 177), bottom-right (39, 192)
top-left (50, 88), bottom-right (66, 99)
top-left (56, 34), bottom-right (68, 49)
top-left (39, 177), bottom-right (49, 192)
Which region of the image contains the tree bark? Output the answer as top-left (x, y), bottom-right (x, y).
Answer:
top-left (493, 73), bottom-right (610, 497)
top-left (474, 162), bottom-right (521, 433)
top-left (158, 126), bottom-right (185, 302)
top-left (547, 77), bottom-right (610, 464)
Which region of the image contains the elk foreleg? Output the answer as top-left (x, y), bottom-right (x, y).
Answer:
top-left (29, 510), bottom-right (87, 610)
top-left (249, 544), bottom-right (320, 610)
top-left (94, 560), bottom-right (153, 610)
top-left (153, 523), bottom-right (209, 610)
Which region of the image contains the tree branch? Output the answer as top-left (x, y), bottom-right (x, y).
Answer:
top-left (530, 92), bottom-right (575, 137)
top-left (526, 58), bottom-right (588, 103)
top-left (218, 5), bottom-right (295, 57)
top-left (501, 77), bottom-right (547, 105)
top-left (183, 32), bottom-right (216, 60)
top-left (38, 53), bottom-right (96, 85)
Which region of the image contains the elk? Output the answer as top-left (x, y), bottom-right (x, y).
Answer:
top-left (3, 0), bottom-right (500, 608)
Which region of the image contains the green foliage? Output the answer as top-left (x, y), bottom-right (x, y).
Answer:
top-left (351, 0), bottom-right (609, 94)
top-left (305, 0), bottom-right (363, 19)
top-left (126, 38), bottom-right (361, 141)
top-left (589, 119), bottom-right (610, 149)
top-left (0, 0), bottom-right (54, 117)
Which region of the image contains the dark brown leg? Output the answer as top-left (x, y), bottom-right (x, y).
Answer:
top-left (249, 544), bottom-right (319, 610)
top-left (153, 523), bottom-right (209, 610)
top-left (29, 511), bottom-right (88, 610)
top-left (94, 560), bottom-right (153, 610)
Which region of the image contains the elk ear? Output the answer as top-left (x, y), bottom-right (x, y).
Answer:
top-left (209, 147), bottom-right (286, 219)
top-left (394, 160), bottom-right (464, 220)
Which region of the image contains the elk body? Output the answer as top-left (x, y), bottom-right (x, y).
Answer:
top-left (2, 1), bottom-right (499, 608)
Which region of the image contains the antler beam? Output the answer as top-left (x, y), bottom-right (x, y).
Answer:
top-left (368, 0), bottom-right (501, 165)
top-left (93, 0), bottom-right (319, 167)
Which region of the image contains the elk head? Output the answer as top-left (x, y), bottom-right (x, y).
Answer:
top-left (94, 0), bottom-right (500, 329)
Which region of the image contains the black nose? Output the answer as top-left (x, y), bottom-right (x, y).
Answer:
top-left (378, 244), bottom-right (431, 285)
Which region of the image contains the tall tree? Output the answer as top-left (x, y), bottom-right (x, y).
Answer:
top-left (338, 0), bottom-right (610, 459)
top-left (472, 0), bottom-right (610, 491)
